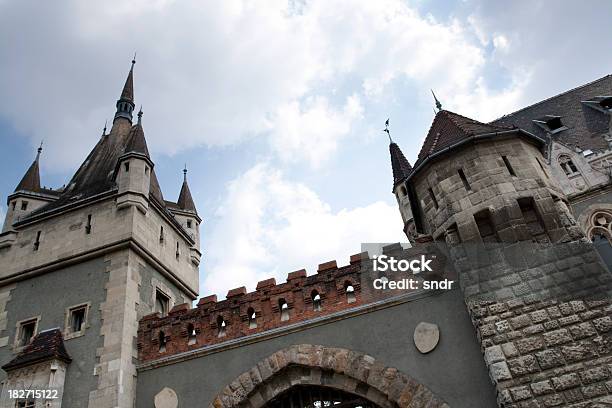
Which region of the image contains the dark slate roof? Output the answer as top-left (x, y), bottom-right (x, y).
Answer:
top-left (413, 110), bottom-right (512, 169)
top-left (491, 75), bottom-right (612, 154)
top-left (2, 329), bottom-right (71, 371)
top-left (14, 156), bottom-right (41, 193)
top-left (177, 180), bottom-right (197, 213)
top-left (121, 64), bottom-right (134, 102)
top-left (389, 142), bottom-right (412, 188)
top-left (125, 123), bottom-right (150, 157)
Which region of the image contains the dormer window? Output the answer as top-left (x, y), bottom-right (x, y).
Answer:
top-left (533, 115), bottom-right (567, 134)
top-left (582, 96), bottom-right (612, 113)
top-left (559, 154), bottom-right (579, 176)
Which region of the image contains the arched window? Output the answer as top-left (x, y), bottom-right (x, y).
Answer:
top-left (311, 290), bottom-right (322, 311)
top-left (558, 154), bottom-right (579, 176)
top-left (279, 299), bottom-right (289, 321)
top-left (345, 282), bottom-right (356, 304)
top-left (587, 210), bottom-right (612, 269)
top-left (217, 316), bottom-right (226, 338)
top-left (247, 307), bottom-right (257, 329)
top-left (158, 331), bottom-right (166, 353)
top-left (187, 323), bottom-right (196, 345)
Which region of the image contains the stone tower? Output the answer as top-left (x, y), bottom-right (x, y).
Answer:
top-left (0, 60), bottom-right (201, 408)
top-left (392, 110), bottom-right (612, 406)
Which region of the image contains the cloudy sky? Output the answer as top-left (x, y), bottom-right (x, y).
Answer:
top-left (1, 0), bottom-right (611, 298)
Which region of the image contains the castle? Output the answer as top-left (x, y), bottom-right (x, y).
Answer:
top-left (0, 62), bottom-right (610, 408)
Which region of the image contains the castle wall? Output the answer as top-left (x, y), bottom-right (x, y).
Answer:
top-left (135, 288), bottom-right (497, 408)
top-left (0, 196), bottom-right (198, 298)
top-left (0, 256), bottom-right (108, 407)
top-left (406, 136), bottom-right (612, 406)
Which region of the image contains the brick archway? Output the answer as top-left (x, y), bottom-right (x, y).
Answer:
top-left (209, 344), bottom-right (449, 408)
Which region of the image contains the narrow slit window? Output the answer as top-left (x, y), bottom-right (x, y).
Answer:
top-left (247, 307), bottom-right (257, 329)
top-left (159, 226), bottom-right (164, 243)
top-left (458, 169), bottom-right (471, 191)
top-left (217, 316), bottom-right (226, 337)
top-left (187, 220), bottom-right (192, 229)
top-left (85, 214), bottom-right (92, 234)
top-left (124, 162), bottom-right (129, 172)
top-left (21, 201), bottom-right (28, 211)
top-left (187, 323), bottom-right (196, 345)
top-left (312, 290), bottom-right (322, 311)
top-left (11, 201), bottom-right (16, 210)
top-left (175, 242), bottom-right (180, 259)
top-left (502, 156), bottom-right (516, 176)
top-left (345, 282), bottom-right (356, 304)
top-left (33, 231), bottom-right (41, 251)
top-left (279, 299), bottom-right (289, 321)
top-left (536, 158), bottom-right (549, 179)
top-left (158, 331), bottom-right (166, 352)
top-left (428, 188), bottom-right (439, 209)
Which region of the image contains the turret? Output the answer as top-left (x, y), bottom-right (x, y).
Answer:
top-left (115, 109), bottom-right (153, 213)
top-left (2, 144), bottom-right (58, 233)
top-left (389, 141), bottom-right (415, 241)
top-left (171, 166), bottom-right (201, 265)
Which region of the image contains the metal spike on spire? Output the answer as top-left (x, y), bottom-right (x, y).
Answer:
top-left (183, 163), bottom-right (188, 182)
top-left (103, 120), bottom-right (107, 136)
top-left (137, 106), bottom-right (143, 124)
top-left (383, 118), bottom-right (392, 143)
top-left (132, 52), bottom-right (137, 66)
top-left (431, 89), bottom-right (442, 111)
top-left (37, 140), bottom-right (43, 159)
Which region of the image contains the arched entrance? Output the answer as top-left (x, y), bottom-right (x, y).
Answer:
top-left (209, 344), bottom-right (448, 408)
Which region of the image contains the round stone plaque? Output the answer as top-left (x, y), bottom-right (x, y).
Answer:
top-left (413, 322), bottom-right (440, 354)
top-left (154, 387), bottom-right (178, 408)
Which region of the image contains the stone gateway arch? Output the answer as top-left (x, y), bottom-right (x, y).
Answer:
top-left (208, 345), bottom-right (449, 408)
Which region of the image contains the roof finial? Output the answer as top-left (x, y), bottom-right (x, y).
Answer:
top-left (183, 163), bottom-right (188, 182)
top-left (132, 52), bottom-right (136, 66)
top-left (137, 106), bottom-right (143, 124)
top-left (383, 118), bottom-right (392, 143)
top-left (431, 89), bottom-right (442, 111)
top-left (102, 119), bottom-right (107, 136)
top-left (37, 140), bottom-right (43, 159)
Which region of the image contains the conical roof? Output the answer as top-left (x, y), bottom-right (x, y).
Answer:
top-left (389, 142), bottom-right (412, 188)
top-left (14, 150), bottom-right (41, 192)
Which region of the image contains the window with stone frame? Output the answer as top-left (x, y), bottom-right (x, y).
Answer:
top-left (16, 318), bottom-right (37, 348)
top-left (65, 303), bottom-right (89, 337)
top-left (558, 154), bottom-right (579, 176)
top-left (155, 290), bottom-right (170, 317)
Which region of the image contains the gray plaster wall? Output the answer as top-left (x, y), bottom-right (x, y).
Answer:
top-left (136, 288), bottom-right (497, 408)
top-left (137, 262), bottom-right (192, 317)
top-left (572, 189), bottom-right (612, 217)
top-left (0, 257), bottom-right (108, 407)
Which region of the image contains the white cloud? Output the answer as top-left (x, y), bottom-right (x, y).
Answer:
top-left (266, 95), bottom-right (363, 167)
top-left (202, 162), bottom-right (406, 298)
top-left (0, 0), bottom-right (527, 170)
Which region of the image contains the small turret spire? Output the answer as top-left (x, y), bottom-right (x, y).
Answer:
top-left (114, 57), bottom-right (136, 124)
top-left (383, 118), bottom-right (392, 143)
top-left (14, 144), bottom-right (43, 192)
top-left (177, 166), bottom-right (197, 213)
top-left (431, 89), bottom-right (442, 111)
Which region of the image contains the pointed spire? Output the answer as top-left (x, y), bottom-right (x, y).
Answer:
top-left (177, 166), bottom-right (197, 213)
top-left (102, 120), bottom-right (107, 136)
top-left (389, 142), bottom-right (412, 189)
top-left (431, 89), bottom-right (442, 111)
top-left (14, 143), bottom-right (43, 192)
top-left (114, 57), bottom-right (136, 124)
top-left (383, 118), bottom-right (392, 142)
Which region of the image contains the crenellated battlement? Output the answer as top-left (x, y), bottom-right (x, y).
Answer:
top-left (137, 242), bottom-right (452, 363)
top-left (137, 253), bottom-right (370, 361)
